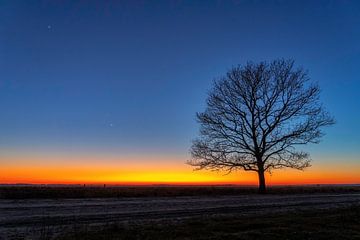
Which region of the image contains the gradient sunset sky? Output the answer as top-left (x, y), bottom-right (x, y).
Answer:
top-left (0, 1), bottom-right (359, 185)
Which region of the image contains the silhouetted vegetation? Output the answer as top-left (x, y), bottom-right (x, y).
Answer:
top-left (55, 204), bottom-right (360, 240)
top-left (190, 59), bottom-right (335, 193)
top-left (0, 185), bottom-right (359, 199)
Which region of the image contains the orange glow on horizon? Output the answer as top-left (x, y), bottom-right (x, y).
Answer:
top-left (1, 154), bottom-right (359, 185)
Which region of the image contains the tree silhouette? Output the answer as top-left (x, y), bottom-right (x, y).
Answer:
top-left (189, 59), bottom-right (335, 193)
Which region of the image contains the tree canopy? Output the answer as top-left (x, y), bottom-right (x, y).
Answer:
top-left (189, 59), bottom-right (335, 193)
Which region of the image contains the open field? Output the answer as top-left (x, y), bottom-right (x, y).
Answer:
top-left (1, 185), bottom-right (359, 199)
top-left (0, 186), bottom-right (359, 239)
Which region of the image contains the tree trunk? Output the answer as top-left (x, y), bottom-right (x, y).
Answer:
top-left (256, 157), bottom-right (266, 194)
top-left (257, 168), bottom-right (266, 194)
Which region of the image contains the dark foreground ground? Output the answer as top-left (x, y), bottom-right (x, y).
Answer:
top-left (0, 186), bottom-right (359, 240)
top-left (57, 205), bottom-right (360, 240)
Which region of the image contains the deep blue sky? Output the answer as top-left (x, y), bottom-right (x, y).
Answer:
top-left (0, 0), bottom-right (359, 159)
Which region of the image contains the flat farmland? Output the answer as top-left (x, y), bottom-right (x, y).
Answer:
top-left (0, 186), bottom-right (359, 239)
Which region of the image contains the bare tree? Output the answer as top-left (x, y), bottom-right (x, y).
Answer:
top-left (189, 59), bottom-right (335, 193)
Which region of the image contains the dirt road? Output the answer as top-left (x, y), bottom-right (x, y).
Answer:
top-left (0, 193), bottom-right (359, 239)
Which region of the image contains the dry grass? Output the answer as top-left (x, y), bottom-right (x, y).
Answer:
top-left (55, 204), bottom-right (360, 240)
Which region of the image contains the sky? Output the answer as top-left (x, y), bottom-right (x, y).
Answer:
top-left (0, 0), bottom-right (359, 185)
